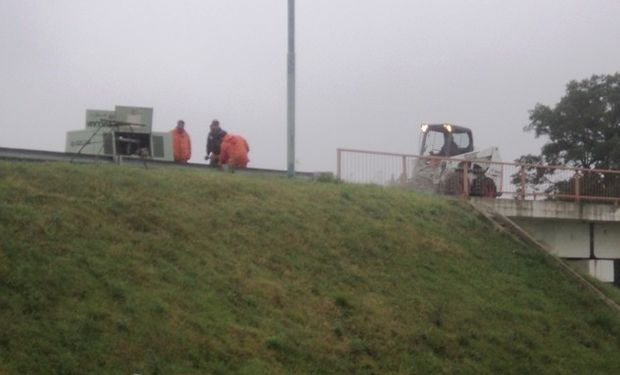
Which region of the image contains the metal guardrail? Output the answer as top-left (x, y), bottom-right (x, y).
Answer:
top-left (0, 147), bottom-right (329, 179)
top-left (337, 148), bottom-right (620, 203)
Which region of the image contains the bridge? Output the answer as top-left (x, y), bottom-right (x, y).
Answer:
top-left (337, 148), bottom-right (620, 283)
top-left (473, 198), bottom-right (620, 283)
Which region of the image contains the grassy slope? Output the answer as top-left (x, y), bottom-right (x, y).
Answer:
top-left (0, 161), bottom-right (619, 375)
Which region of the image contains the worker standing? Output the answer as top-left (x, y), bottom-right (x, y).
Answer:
top-left (171, 120), bottom-right (191, 163)
top-left (205, 119), bottom-right (227, 165)
top-left (219, 134), bottom-right (250, 168)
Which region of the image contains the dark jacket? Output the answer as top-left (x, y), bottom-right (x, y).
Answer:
top-left (206, 129), bottom-right (227, 155)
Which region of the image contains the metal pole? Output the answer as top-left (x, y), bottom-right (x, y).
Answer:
top-left (287, 0), bottom-right (296, 177)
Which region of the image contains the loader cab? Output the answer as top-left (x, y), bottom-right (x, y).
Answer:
top-left (419, 123), bottom-right (473, 157)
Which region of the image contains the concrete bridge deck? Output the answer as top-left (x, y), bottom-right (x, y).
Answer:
top-left (475, 199), bottom-right (620, 221)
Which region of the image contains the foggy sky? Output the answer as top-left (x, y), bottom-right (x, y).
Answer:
top-left (1, 0), bottom-right (619, 172)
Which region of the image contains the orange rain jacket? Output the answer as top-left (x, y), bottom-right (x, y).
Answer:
top-left (219, 134), bottom-right (250, 168)
top-left (171, 128), bottom-right (191, 163)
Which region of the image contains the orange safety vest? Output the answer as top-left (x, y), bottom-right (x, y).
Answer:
top-left (220, 134), bottom-right (250, 168)
top-left (171, 128), bottom-right (191, 163)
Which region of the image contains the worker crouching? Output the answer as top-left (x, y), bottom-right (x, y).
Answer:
top-left (219, 134), bottom-right (250, 168)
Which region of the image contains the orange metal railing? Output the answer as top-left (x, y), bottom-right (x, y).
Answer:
top-left (337, 148), bottom-right (620, 203)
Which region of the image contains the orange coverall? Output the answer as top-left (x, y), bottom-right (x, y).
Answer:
top-left (219, 134), bottom-right (250, 168)
top-left (171, 128), bottom-right (191, 163)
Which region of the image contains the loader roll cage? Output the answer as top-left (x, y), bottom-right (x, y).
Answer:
top-left (419, 123), bottom-right (474, 157)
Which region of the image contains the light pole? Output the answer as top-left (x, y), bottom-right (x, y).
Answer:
top-left (287, 0), bottom-right (296, 177)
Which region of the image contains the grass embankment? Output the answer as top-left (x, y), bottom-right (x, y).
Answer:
top-left (0, 161), bottom-right (619, 374)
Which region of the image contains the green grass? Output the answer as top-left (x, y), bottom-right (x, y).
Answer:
top-left (0, 161), bottom-right (619, 374)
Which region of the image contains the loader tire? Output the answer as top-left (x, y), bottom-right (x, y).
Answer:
top-left (471, 176), bottom-right (497, 198)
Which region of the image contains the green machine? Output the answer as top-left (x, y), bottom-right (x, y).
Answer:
top-left (65, 106), bottom-right (173, 162)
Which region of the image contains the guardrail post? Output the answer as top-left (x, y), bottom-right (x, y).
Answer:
top-left (519, 165), bottom-right (526, 200)
top-left (336, 149), bottom-right (342, 180)
top-left (462, 161), bottom-right (469, 199)
top-left (401, 155), bottom-right (407, 186)
top-left (575, 173), bottom-right (581, 202)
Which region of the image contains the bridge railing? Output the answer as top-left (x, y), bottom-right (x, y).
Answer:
top-left (337, 148), bottom-right (620, 203)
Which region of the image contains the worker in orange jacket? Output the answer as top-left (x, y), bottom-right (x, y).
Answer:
top-left (171, 120), bottom-right (191, 163)
top-left (219, 134), bottom-right (250, 168)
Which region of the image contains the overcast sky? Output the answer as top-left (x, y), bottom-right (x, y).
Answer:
top-left (1, 0), bottom-right (619, 172)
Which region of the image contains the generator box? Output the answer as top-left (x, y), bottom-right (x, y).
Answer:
top-left (65, 106), bottom-right (173, 162)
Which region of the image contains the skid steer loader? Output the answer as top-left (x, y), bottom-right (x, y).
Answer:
top-left (411, 123), bottom-right (502, 197)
